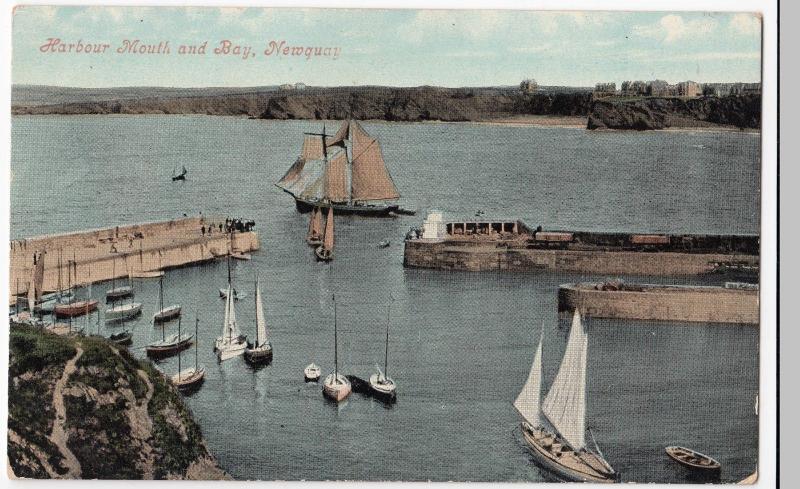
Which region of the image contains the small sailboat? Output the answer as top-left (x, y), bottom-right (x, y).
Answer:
top-left (54, 260), bottom-right (98, 318)
top-left (665, 446), bottom-right (721, 473)
top-left (214, 283), bottom-right (248, 361)
top-left (172, 317), bottom-right (206, 391)
top-left (322, 295), bottom-right (351, 402)
top-left (153, 275), bottom-right (181, 323)
top-left (314, 207), bottom-right (335, 262)
top-left (306, 206), bottom-right (323, 246)
top-left (304, 363), bottom-right (322, 382)
top-left (368, 300), bottom-right (396, 401)
top-left (106, 259), bottom-right (133, 301)
top-left (146, 317), bottom-right (193, 358)
top-left (105, 301), bottom-right (143, 322)
top-left (172, 165), bottom-right (187, 181)
top-left (514, 311), bottom-right (618, 483)
top-left (244, 277), bottom-right (273, 364)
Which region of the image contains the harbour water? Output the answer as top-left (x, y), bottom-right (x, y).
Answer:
top-left (10, 115), bottom-right (759, 482)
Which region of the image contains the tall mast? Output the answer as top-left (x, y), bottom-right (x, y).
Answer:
top-left (348, 119), bottom-right (354, 205)
top-left (57, 249), bottom-right (62, 299)
top-left (385, 296), bottom-right (392, 377)
top-left (158, 275), bottom-right (164, 312)
top-left (111, 257), bottom-right (116, 290)
top-left (177, 317), bottom-right (182, 380)
top-left (195, 317), bottom-right (199, 371)
top-left (254, 276), bottom-right (259, 345)
top-left (333, 294), bottom-right (338, 379)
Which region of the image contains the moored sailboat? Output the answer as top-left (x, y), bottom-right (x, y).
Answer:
top-left (275, 120), bottom-right (402, 216)
top-left (368, 300), bottom-right (396, 401)
top-left (306, 206), bottom-right (324, 245)
top-left (106, 258), bottom-right (134, 301)
top-left (172, 317), bottom-right (206, 391)
top-left (105, 301), bottom-right (143, 322)
top-left (215, 283), bottom-right (248, 361)
top-left (54, 260), bottom-right (98, 318)
top-left (244, 277), bottom-right (273, 364)
top-left (153, 275), bottom-right (181, 323)
top-left (146, 317), bottom-right (193, 358)
top-left (514, 311), bottom-right (618, 483)
top-left (322, 295), bottom-right (351, 402)
top-left (314, 207), bottom-right (335, 262)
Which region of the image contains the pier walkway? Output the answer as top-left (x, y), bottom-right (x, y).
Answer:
top-left (9, 217), bottom-right (259, 303)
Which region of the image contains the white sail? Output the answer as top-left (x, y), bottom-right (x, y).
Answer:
top-left (514, 328), bottom-right (544, 427)
top-left (255, 283), bottom-right (268, 346)
top-left (541, 310), bottom-right (588, 450)
top-left (221, 283), bottom-right (240, 342)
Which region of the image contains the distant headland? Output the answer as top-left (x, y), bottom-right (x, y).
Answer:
top-left (11, 82), bottom-right (761, 131)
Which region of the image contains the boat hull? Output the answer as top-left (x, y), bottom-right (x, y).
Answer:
top-left (153, 305), bottom-right (181, 323)
top-left (172, 368), bottom-right (206, 391)
top-left (106, 286), bottom-right (134, 301)
top-left (215, 337), bottom-right (248, 361)
top-left (315, 247), bottom-right (333, 262)
top-left (109, 332), bottom-right (133, 346)
top-left (294, 196), bottom-right (399, 217)
top-left (146, 338), bottom-right (193, 359)
top-left (105, 303), bottom-right (143, 321)
top-left (244, 344), bottom-right (273, 364)
top-left (368, 374), bottom-right (397, 402)
top-left (665, 446), bottom-right (721, 473)
top-left (54, 300), bottom-right (99, 318)
top-left (323, 374), bottom-right (352, 402)
top-left (520, 424), bottom-right (617, 483)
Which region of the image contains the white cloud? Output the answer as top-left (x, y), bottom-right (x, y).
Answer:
top-left (633, 14), bottom-right (718, 43)
top-left (730, 13), bottom-right (761, 36)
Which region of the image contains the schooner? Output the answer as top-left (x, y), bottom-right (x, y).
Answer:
top-left (513, 311), bottom-right (618, 483)
top-left (276, 120), bottom-right (401, 217)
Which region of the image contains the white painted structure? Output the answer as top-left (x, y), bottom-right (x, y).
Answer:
top-left (422, 210), bottom-right (446, 240)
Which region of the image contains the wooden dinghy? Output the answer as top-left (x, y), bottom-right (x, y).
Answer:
top-left (665, 446), bottom-right (721, 472)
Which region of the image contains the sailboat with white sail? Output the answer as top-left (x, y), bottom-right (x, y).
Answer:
top-left (322, 295), bottom-right (351, 402)
top-left (244, 276), bottom-right (273, 364)
top-left (314, 207), bottom-right (335, 262)
top-left (153, 274), bottom-right (181, 323)
top-left (514, 311), bottom-right (618, 483)
top-left (276, 120), bottom-right (402, 217)
top-left (368, 299), bottom-right (396, 401)
top-left (215, 281), bottom-right (248, 361)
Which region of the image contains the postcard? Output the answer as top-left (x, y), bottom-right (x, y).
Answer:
top-left (6, 4), bottom-right (767, 484)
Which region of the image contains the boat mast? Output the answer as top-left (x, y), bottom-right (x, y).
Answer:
top-left (111, 257), bottom-right (116, 291)
top-left (195, 317), bottom-right (199, 371)
top-left (254, 276), bottom-right (259, 345)
top-left (333, 294), bottom-right (338, 380)
top-left (384, 296), bottom-right (392, 377)
top-left (57, 249), bottom-right (63, 301)
top-left (158, 275), bottom-right (164, 313)
top-left (177, 317), bottom-right (182, 380)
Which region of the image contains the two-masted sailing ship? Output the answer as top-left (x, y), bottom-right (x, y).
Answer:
top-left (513, 311), bottom-right (618, 483)
top-left (276, 120), bottom-right (401, 217)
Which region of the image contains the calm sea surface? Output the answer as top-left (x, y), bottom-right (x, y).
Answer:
top-left (10, 115), bottom-right (760, 482)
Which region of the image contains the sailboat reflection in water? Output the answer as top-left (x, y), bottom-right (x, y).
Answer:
top-left (513, 311), bottom-right (618, 483)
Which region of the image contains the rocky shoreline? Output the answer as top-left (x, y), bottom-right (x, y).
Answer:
top-left (11, 85), bottom-right (760, 131)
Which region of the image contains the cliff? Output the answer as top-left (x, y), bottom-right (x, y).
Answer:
top-left (7, 325), bottom-right (229, 480)
top-left (11, 85), bottom-right (760, 130)
top-left (11, 86), bottom-right (593, 121)
top-left (587, 94), bottom-right (761, 130)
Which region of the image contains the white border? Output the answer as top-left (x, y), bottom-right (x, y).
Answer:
top-left (0, 0), bottom-right (777, 488)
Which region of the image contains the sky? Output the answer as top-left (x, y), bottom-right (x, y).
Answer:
top-left (11, 6), bottom-right (762, 88)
